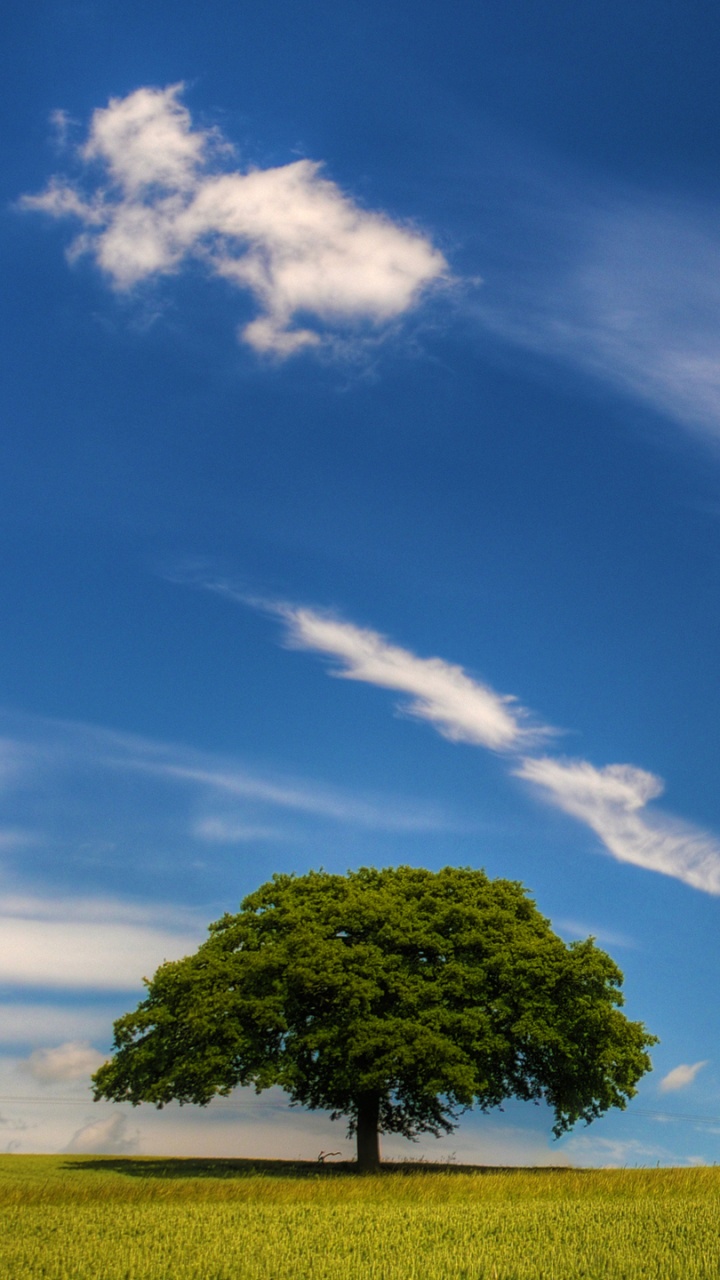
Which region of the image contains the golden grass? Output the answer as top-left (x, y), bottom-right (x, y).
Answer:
top-left (2, 1156), bottom-right (720, 1278)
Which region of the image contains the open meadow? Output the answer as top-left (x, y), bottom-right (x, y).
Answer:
top-left (2, 1156), bottom-right (720, 1279)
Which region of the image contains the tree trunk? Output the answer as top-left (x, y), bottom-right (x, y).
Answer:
top-left (356, 1091), bottom-right (381, 1172)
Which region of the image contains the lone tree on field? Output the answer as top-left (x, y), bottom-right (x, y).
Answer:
top-left (93, 866), bottom-right (656, 1170)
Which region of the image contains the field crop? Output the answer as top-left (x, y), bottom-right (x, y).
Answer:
top-left (1, 1156), bottom-right (720, 1278)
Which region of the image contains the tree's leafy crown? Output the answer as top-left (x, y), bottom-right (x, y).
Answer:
top-left (93, 866), bottom-right (656, 1138)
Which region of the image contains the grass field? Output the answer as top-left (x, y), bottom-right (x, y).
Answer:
top-left (2, 1156), bottom-right (720, 1278)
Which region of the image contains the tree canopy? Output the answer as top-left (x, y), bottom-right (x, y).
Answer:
top-left (92, 866), bottom-right (657, 1169)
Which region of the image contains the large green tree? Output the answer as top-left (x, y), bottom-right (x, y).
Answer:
top-left (93, 866), bottom-right (656, 1169)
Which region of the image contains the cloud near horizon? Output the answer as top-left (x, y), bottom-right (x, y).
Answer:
top-left (64, 1112), bottom-right (138, 1155)
top-left (22, 1040), bottom-right (106, 1084)
top-left (21, 83), bottom-right (447, 355)
top-left (0, 893), bottom-right (202, 990)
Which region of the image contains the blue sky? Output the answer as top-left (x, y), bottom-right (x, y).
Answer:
top-left (3, 0), bottom-right (720, 1164)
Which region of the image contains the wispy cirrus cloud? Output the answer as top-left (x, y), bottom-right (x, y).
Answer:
top-left (192, 817), bottom-right (281, 844)
top-left (556, 919), bottom-right (636, 949)
top-left (0, 738), bottom-right (35, 789)
top-left (146, 757), bottom-right (439, 827)
top-left (475, 169), bottom-right (720, 438)
top-left (515, 757), bottom-right (720, 896)
top-left (21, 83), bottom-right (447, 356)
top-left (277, 603), bottom-right (548, 751)
top-left (98, 723), bottom-right (456, 832)
top-left (234, 594), bottom-right (720, 897)
top-left (0, 709), bottom-right (460, 1004)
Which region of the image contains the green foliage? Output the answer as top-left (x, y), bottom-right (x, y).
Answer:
top-left (93, 866), bottom-right (656, 1141)
top-left (2, 1158), bottom-right (720, 1280)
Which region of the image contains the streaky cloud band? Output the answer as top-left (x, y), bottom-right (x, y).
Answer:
top-left (276, 602), bottom-right (550, 751)
top-left (515, 756), bottom-right (720, 896)
top-left (237, 591), bottom-right (720, 896)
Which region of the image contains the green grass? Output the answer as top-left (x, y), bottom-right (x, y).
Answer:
top-left (2, 1156), bottom-right (720, 1278)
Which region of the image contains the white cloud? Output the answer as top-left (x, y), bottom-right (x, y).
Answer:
top-left (515, 756), bottom-right (720, 895)
top-left (22, 84), bottom-right (447, 355)
top-left (278, 604), bottom-right (546, 751)
top-left (82, 84), bottom-right (207, 195)
top-left (659, 1061), bottom-right (709, 1093)
top-left (64, 1112), bottom-right (138, 1155)
top-left (0, 894), bottom-right (202, 990)
top-left (22, 1041), bottom-right (106, 1084)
